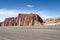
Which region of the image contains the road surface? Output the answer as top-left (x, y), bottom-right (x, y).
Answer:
top-left (0, 26), bottom-right (60, 40)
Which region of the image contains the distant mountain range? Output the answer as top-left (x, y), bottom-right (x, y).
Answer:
top-left (44, 17), bottom-right (60, 25)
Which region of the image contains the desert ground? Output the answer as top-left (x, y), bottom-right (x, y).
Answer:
top-left (0, 26), bottom-right (60, 40)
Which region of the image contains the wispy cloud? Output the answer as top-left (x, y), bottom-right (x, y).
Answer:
top-left (0, 9), bottom-right (51, 22)
top-left (26, 5), bottom-right (33, 7)
top-left (0, 9), bottom-right (20, 15)
top-left (0, 9), bottom-right (58, 22)
top-left (0, 9), bottom-right (20, 22)
top-left (35, 10), bottom-right (53, 19)
top-left (0, 9), bottom-right (36, 22)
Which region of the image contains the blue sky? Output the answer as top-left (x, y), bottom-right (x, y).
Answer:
top-left (0, 0), bottom-right (60, 22)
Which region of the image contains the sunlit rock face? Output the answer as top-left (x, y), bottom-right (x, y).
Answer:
top-left (44, 17), bottom-right (60, 25)
top-left (0, 13), bottom-right (44, 26)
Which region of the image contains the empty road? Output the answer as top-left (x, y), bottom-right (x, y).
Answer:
top-left (0, 26), bottom-right (60, 40)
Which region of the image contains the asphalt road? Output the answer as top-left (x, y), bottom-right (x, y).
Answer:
top-left (0, 26), bottom-right (60, 40)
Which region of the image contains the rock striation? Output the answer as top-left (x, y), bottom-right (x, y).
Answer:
top-left (0, 13), bottom-right (43, 26)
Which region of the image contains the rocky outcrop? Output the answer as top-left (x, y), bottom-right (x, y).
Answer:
top-left (45, 18), bottom-right (60, 23)
top-left (0, 22), bottom-right (2, 26)
top-left (0, 13), bottom-right (43, 26)
top-left (44, 17), bottom-right (60, 25)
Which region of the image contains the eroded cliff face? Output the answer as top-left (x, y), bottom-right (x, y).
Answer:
top-left (0, 13), bottom-right (43, 26)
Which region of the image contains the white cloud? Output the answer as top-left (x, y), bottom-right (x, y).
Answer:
top-left (26, 5), bottom-right (33, 7)
top-left (0, 9), bottom-right (36, 22)
top-left (41, 16), bottom-right (51, 19)
top-left (0, 9), bottom-right (20, 15)
top-left (35, 10), bottom-right (52, 19)
top-left (0, 9), bottom-right (21, 22)
top-left (0, 9), bottom-right (56, 22)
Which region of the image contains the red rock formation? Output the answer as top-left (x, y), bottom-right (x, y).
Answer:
top-left (0, 13), bottom-right (43, 26)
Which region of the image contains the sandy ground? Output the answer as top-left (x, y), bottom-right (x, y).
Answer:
top-left (0, 26), bottom-right (60, 40)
